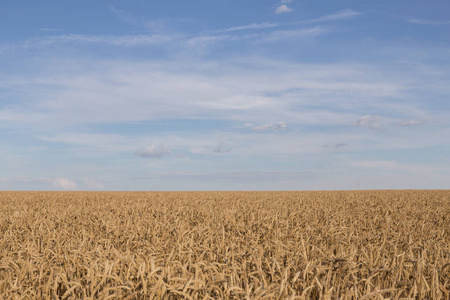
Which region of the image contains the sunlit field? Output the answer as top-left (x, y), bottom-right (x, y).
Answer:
top-left (1, 191), bottom-right (449, 299)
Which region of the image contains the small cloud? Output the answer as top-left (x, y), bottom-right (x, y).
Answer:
top-left (54, 178), bottom-right (77, 190)
top-left (136, 143), bottom-right (170, 158)
top-left (214, 141), bottom-right (232, 153)
top-left (275, 5), bottom-right (293, 14)
top-left (252, 121), bottom-right (287, 132)
top-left (355, 115), bottom-right (382, 128)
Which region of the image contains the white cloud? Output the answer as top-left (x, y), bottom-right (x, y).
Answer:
top-left (53, 178), bottom-right (77, 190)
top-left (407, 18), bottom-right (450, 25)
top-left (275, 5), bottom-right (293, 14)
top-left (136, 143), bottom-right (171, 158)
top-left (355, 115), bottom-right (382, 128)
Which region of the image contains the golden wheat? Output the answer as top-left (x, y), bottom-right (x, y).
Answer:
top-left (0, 190), bottom-right (449, 299)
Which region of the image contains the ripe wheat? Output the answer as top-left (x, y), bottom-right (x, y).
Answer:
top-left (0, 190), bottom-right (449, 299)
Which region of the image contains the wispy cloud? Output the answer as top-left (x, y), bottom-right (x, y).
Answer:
top-left (260, 27), bottom-right (326, 42)
top-left (0, 59), bottom-right (420, 129)
top-left (2, 10), bottom-right (360, 54)
top-left (54, 34), bottom-right (172, 46)
top-left (216, 9), bottom-right (358, 36)
top-left (0, 33), bottom-right (172, 54)
top-left (187, 26), bottom-right (326, 47)
top-left (187, 34), bottom-right (238, 48)
top-left (251, 121), bottom-right (287, 132)
top-left (297, 9), bottom-right (361, 24)
top-left (275, 5), bottom-right (293, 14)
top-left (136, 143), bottom-right (171, 158)
top-left (224, 22), bottom-right (279, 32)
top-left (407, 18), bottom-right (450, 25)
top-left (399, 119), bottom-right (426, 127)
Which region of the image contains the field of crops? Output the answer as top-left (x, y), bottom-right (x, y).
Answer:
top-left (0, 190), bottom-right (449, 299)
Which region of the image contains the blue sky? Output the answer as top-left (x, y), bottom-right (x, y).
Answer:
top-left (1, 0), bottom-right (449, 191)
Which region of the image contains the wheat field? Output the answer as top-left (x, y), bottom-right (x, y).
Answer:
top-left (0, 190), bottom-right (449, 299)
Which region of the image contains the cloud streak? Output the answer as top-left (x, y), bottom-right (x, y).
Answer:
top-left (259, 27), bottom-right (326, 42)
top-left (251, 121), bottom-right (287, 132)
top-left (224, 22), bottom-right (279, 32)
top-left (407, 18), bottom-right (450, 25)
